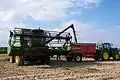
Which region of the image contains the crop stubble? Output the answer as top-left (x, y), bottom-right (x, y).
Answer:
top-left (0, 55), bottom-right (120, 80)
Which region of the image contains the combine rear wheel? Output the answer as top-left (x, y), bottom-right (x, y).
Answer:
top-left (44, 56), bottom-right (50, 65)
top-left (101, 51), bottom-right (110, 61)
top-left (74, 55), bottom-right (82, 62)
top-left (40, 56), bottom-right (50, 65)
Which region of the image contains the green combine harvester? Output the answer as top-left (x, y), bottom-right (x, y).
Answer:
top-left (7, 24), bottom-right (77, 65)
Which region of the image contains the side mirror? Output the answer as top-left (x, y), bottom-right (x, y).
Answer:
top-left (10, 30), bottom-right (13, 37)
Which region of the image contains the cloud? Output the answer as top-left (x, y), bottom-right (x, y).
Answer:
top-left (0, 22), bottom-right (43, 47)
top-left (70, 0), bottom-right (100, 8)
top-left (0, 10), bottom-right (15, 22)
top-left (0, 0), bottom-right (100, 22)
top-left (0, 0), bottom-right (101, 46)
top-left (84, 0), bottom-right (99, 5)
top-left (0, 23), bottom-right (28, 47)
top-left (1, 20), bottom-right (120, 47)
top-left (0, 0), bottom-right (72, 21)
top-left (59, 20), bottom-right (120, 47)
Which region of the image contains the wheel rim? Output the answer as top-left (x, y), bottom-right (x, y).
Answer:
top-left (76, 56), bottom-right (81, 61)
top-left (103, 52), bottom-right (109, 60)
top-left (115, 53), bottom-right (119, 59)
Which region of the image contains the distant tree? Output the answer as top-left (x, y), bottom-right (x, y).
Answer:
top-left (0, 47), bottom-right (7, 53)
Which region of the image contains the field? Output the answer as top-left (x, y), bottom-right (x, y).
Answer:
top-left (0, 54), bottom-right (120, 80)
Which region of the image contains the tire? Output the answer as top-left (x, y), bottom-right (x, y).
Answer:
top-left (113, 52), bottom-right (120, 60)
top-left (10, 56), bottom-right (15, 63)
top-left (15, 56), bottom-right (24, 66)
top-left (94, 57), bottom-right (100, 61)
top-left (74, 55), bottom-right (82, 62)
top-left (45, 56), bottom-right (50, 65)
top-left (94, 50), bottom-right (101, 61)
top-left (40, 56), bottom-right (50, 65)
top-left (66, 57), bottom-right (73, 61)
top-left (101, 51), bottom-right (110, 61)
top-left (10, 56), bottom-right (12, 63)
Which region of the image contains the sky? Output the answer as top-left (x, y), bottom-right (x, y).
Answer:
top-left (0, 0), bottom-right (120, 47)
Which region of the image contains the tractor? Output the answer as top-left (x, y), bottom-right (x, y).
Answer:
top-left (95, 43), bottom-right (120, 61)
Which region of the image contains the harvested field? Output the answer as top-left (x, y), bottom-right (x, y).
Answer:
top-left (0, 54), bottom-right (120, 80)
top-left (0, 54), bottom-right (9, 61)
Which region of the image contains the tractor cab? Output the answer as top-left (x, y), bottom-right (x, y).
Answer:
top-left (97, 43), bottom-right (113, 50)
top-left (102, 43), bottom-right (113, 49)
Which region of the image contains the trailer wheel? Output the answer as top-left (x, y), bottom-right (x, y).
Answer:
top-left (74, 55), bottom-right (82, 62)
top-left (113, 52), bottom-right (120, 60)
top-left (101, 51), bottom-right (110, 61)
top-left (66, 57), bottom-right (73, 61)
top-left (15, 56), bottom-right (24, 66)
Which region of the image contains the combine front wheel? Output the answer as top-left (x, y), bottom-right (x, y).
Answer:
top-left (15, 56), bottom-right (24, 66)
top-left (9, 56), bottom-right (15, 63)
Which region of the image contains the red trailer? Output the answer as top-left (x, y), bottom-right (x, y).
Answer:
top-left (72, 43), bottom-right (96, 57)
top-left (66, 43), bottom-right (99, 62)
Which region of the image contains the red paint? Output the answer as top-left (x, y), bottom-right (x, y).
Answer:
top-left (72, 43), bottom-right (96, 58)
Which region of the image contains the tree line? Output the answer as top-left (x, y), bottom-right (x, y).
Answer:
top-left (0, 47), bottom-right (7, 53)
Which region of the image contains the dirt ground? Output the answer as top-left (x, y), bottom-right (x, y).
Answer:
top-left (0, 54), bottom-right (120, 80)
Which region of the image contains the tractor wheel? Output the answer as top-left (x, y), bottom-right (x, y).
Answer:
top-left (74, 55), bottom-right (82, 62)
top-left (15, 56), bottom-right (24, 66)
top-left (66, 57), bottom-right (73, 61)
top-left (113, 52), bottom-right (120, 60)
top-left (101, 51), bottom-right (110, 61)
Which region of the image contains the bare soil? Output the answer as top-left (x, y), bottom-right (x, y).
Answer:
top-left (0, 54), bottom-right (120, 80)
